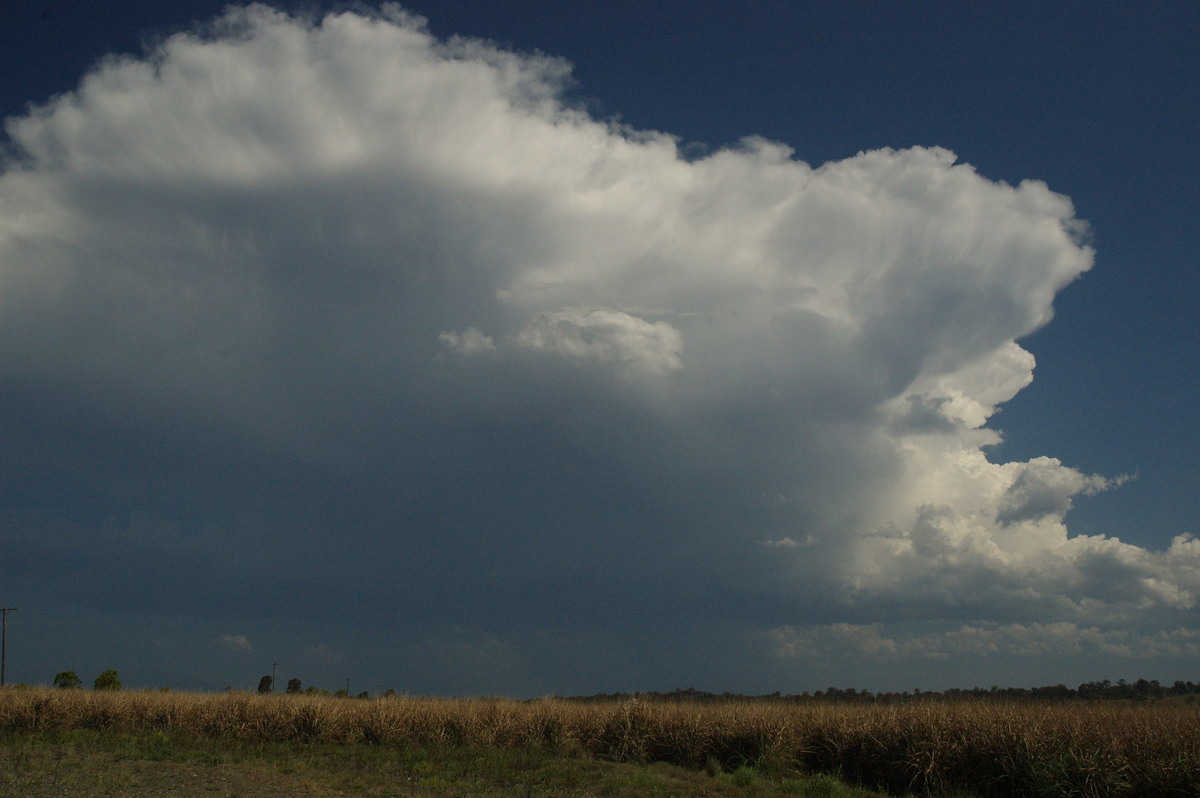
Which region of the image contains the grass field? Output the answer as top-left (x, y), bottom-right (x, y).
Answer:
top-left (2, 687), bottom-right (1198, 796)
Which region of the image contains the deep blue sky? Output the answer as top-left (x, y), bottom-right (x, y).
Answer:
top-left (1, 1), bottom-right (1197, 695)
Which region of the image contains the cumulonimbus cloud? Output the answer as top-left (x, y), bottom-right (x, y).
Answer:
top-left (1, 4), bottom-right (1193, 683)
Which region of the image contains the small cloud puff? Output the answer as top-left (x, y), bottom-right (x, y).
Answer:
top-left (216, 634), bottom-right (253, 653)
top-left (758, 536), bottom-right (815, 548)
top-left (514, 307), bottom-right (683, 375)
top-left (439, 327), bottom-right (496, 355)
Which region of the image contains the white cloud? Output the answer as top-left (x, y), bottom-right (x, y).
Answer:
top-left (843, 450), bottom-right (1182, 619)
top-left (216, 634), bottom-right (253, 653)
top-left (0, 4), bottom-right (1190, 688)
top-left (439, 327), bottom-right (496, 355)
top-left (513, 307), bottom-right (683, 375)
top-left (996, 457), bottom-right (1119, 525)
top-left (759, 536), bottom-right (815, 549)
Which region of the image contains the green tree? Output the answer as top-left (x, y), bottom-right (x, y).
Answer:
top-left (286, 677), bottom-right (302, 694)
top-left (257, 675), bottom-right (273, 694)
top-left (53, 670), bottom-right (82, 689)
top-left (93, 669), bottom-right (121, 691)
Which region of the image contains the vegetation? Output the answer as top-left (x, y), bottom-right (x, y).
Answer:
top-left (92, 669), bottom-right (121, 691)
top-left (1, 687), bottom-right (1198, 796)
top-left (0, 728), bottom-right (874, 798)
top-left (51, 670), bottom-right (81, 690)
top-left (572, 679), bottom-right (1200, 703)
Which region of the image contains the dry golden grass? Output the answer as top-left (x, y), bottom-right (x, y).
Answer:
top-left (2, 688), bottom-right (1199, 795)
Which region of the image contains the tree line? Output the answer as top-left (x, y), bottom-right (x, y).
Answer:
top-left (253, 674), bottom-right (391, 699)
top-left (40, 671), bottom-right (1199, 701)
top-left (52, 669), bottom-right (121, 691)
top-left (564, 679), bottom-right (1200, 703)
top-left (43, 670), bottom-right (385, 697)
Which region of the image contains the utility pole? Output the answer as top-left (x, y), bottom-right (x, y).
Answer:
top-left (0, 607), bottom-right (16, 688)
top-left (272, 662), bottom-right (277, 693)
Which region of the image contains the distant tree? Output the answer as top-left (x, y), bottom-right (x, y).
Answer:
top-left (1031, 684), bottom-right (1073, 700)
top-left (53, 670), bottom-right (82, 689)
top-left (286, 677), bottom-right (302, 694)
top-left (93, 669), bottom-right (122, 691)
top-left (257, 675), bottom-right (274, 694)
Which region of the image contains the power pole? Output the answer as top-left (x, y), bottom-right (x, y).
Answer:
top-left (0, 607), bottom-right (16, 688)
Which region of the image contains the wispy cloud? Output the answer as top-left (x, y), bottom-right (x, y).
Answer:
top-left (770, 623), bottom-right (1200, 661)
top-left (302, 643), bottom-right (343, 666)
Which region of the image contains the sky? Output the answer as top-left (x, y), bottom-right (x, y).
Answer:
top-left (0, 1), bottom-right (1197, 697)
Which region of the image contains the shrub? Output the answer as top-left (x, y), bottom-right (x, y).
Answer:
top-left (53, 670), bottom-right (82, 689)
top-left (93, 669), bottom-right (121, 691)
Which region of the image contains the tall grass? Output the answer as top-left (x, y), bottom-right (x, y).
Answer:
top-left (2, 688), bottom-right (1197, 796)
